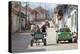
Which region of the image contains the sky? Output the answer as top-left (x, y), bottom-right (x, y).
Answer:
top-left (21, 2), bottom-right (58, 18)
top-left (21, 2), bottom-right (58, 11)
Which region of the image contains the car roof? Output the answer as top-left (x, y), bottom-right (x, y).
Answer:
top-left (60, 27), bottom-right (69, 29)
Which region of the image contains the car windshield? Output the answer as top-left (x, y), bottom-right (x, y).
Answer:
top-left (59, 28), bottom-right (71, 32)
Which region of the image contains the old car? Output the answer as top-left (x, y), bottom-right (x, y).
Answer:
top-left (56, 27), bottom-right (72, 43)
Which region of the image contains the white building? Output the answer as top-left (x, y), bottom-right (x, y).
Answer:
top-left (66, 5), bottom-right (78, 33)
top-left (11, 2), bottom-right (21, 33)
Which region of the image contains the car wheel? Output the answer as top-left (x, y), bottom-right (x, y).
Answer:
top-left (57, 40), bottom-right (59, 43)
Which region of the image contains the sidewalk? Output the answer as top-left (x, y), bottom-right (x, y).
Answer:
top-left (11, 31), bottom-right (32, 52)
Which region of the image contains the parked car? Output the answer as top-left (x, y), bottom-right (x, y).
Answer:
top-left (56, 27), bottom-right (72, 43)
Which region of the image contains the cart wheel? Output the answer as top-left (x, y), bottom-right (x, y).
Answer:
top-left (68, 39), bottom-right (72, 43)
top-left (43, 39), bottom-right (46, 46)
top-left (31, 40), bottom-right (34, 46)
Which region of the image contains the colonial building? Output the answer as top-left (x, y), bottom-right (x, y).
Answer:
top-left (11, 1), bottom-right (48, 33)
top-left (11, 1), bottom-right (21, 33)
top-left (11, 1), bottom-right (27, 32)
top-left (33, 6), bottom-right (48, 21)
top-left (52, 5), bottom-right (78, 33)
top-left (66, 5), bottom-right (78, 33)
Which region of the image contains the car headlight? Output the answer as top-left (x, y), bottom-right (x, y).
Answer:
top-left (58, 32), bottom-right (61, 35)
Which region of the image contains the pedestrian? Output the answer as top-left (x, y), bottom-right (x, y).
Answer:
top-left (45, 20), bottom-right (50, 28)
top-left (30, 23), bottom-right (36, 36)
top-left (72, 32), bottom-right (78, 43)
top-left (31, 24), bottom-right (36, 32)
top-left (36, 25), bottom-right (40, 32)
top-left (41, 24), bottom-right (47, 36)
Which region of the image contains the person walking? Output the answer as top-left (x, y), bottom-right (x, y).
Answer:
top-left (36, 25), bottom-right (40, 32)
top-left (41, 23), bottom-right (47, 36)
top-left (45, 20), bottom-right (50, 28)
top-left (31, 24), bottom-right (36, 32)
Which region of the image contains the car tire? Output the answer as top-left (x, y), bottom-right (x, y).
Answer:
top-left (57, 40), bottom-right (59, 43)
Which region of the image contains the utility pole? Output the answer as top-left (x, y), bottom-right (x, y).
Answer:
top-left (26, 2), bottom-right (29, 29)
top-left (19, 1), bottom-right (21, 32)
top-left (25, 2), bottom-right (27, 29)
top-left (45, 3), bottom-right (47, 20)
